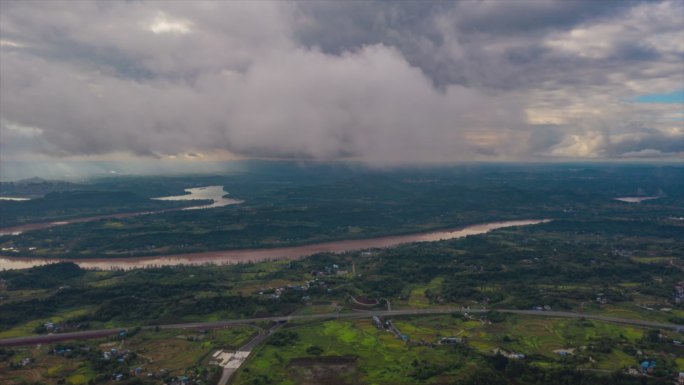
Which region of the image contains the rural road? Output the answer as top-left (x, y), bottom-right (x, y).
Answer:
top-left (1, 307), bottom-right (681, 347)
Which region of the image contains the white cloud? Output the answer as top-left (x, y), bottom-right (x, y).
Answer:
top-left (0, 39), bottom-right (24, 48)
top-left (146, 12), bottom-right (192, 35)
top-left (544, 132), bottom-right (607, 158)
top-left (0, 0), bottom-right (682, 167)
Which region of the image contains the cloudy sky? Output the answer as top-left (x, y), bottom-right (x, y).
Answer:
top-left (1, 0), bottom-right (683, 177)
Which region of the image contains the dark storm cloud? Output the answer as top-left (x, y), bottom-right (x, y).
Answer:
top-left (448, 1), bottom-right (636, 34)
top-left (607, 128), bottom-right (684, 158)
top-left (0, 0), bottom-right (682, 167)
top-left (291, 1), bottom-right (643, 88)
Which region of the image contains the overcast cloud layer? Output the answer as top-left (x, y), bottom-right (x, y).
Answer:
top-left (1, 0), bottom-right (683, 170)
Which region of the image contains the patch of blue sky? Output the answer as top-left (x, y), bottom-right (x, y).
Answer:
top-left (668, 112), bottom-right (683, 121)
top-left (634, 89), bottom-right (684, 104)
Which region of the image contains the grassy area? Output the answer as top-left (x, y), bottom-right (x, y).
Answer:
top-left (630, 256), bottom-right (674, 263)
top-left (1, 313), bottom-right (679, 385)
top-left (0, 307), bottom-right (93, 339)
top-left (676, 357), bottom-right (684, 371)
top-left (407, 287), bottom-right (430, 308)
top-left (590, 304), bottom-right (672, 323)
top-left (406, 277), bottom-right (444, 308)
top-left (235, 319), bottom-right (460, 385)
top-left (233, 314), bottom-right (661, 385)
top-left (0, 326), bottom-right (253, 385)
top-left (392, 314), bottom-right (644, 357)
top-left (66, 366), bottom-right (97, 385)
top-left (1, 345), bottom-right (87, 385)
top-left (211, 326), bottom-right (257, 349)
top-left (594, 349), bottom-right (638, 371)
top-left (125, 326), bottom-right (255, 374)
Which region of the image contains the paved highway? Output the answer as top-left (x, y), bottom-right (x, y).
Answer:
top-left (217, 322), bottom-right (285, 385)
top-left (1, 307), bottom-right (681, 347)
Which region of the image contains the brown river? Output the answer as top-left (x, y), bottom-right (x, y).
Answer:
top-left (0, 219), bottom-right (549, 270)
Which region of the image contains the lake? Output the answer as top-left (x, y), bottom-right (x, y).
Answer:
top-left (0, 186), bottom-right (243, 236)
top-left (152, 186), bottom-right (243, 209)
top-left (0, 197), bottom-right (31, 201)
top-left (0, 219), bottom-right (550, 270)
top-left (614, 196), bottom-right (659, 203)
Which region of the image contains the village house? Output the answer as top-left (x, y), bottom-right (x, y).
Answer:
top-left (438, 337), bottom-right (463, 345)
top-left (674, 282), bottom-right (684, 304)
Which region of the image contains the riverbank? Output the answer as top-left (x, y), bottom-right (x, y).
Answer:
top-left (0, 219), bottom-right (550, 270)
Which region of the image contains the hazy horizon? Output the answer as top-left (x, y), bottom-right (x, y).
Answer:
top-left (2, 158), bottom-right (683, 183)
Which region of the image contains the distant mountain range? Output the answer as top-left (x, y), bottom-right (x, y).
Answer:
top-left (0, 177), bottom-right (81, 197)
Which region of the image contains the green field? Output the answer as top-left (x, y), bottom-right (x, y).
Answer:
top-left (406, 277), bottom-right (444, 308)
top-left (0, 326), bottom-right (254, 385)
top-left (233, 314), bottom-right (665, 385)
top-left (235, 319), bottom-right (467, 385)
top-left (0, 307), bottom-right (94, 339)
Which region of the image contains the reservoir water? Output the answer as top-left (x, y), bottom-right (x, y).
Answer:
top-left (0, 186), bottom-right (242, 236)
top-left (0, 197), bottom-right (31, 201)
top-left (152, 186), bottom-right (243, 209)
top-left (614, 196), bottom-right (659, 203)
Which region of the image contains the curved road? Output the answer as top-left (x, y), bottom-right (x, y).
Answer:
top-left (1, 307), bottom-right (681, 347)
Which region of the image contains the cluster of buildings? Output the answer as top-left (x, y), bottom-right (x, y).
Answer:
top-left (625, 359), bottom-right (661, 377)
top-left (43, 321), bottom-right (57, 332)
top-left (611, 248), bottom-right (636, 258)
top-left (438, 337), bottom-right (464, 345)
top-left (595, 293), bottom-right (609, 305)
top-left (138, 370), bottom-right (208, 385)
top-left (0, 246), bottom-right (35, 253)
top-left (640, 360), bottom-right (657, 374)
top-left (312, 263), bottom-right (353, 277)
top-left (103, 347), bottom-right (131, 362)
top-left (112, 365), bottom-right (173, 382)
top-left (259, 278), bottom-right (328, 299)
top-left (554, 348), bottom-right (574, 357)
top-left (19, 357), bottom-right (32, 366)
top-left (675, 282), bottom-right (684, 305)
top-left (112, 368), bottom-right (146, 382)
top-left (138, 369), bottom-right (199, 384)
top-left (42, 321), bottom-right (77, 334)
top-left (493, 348), bottom-right (525, 360)
top-left (371, 316), bottom-right (409, 342)
top-left (166, 374), bottom-right (203, 385)
top-left (53, 347), bottom-right (76, 356)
